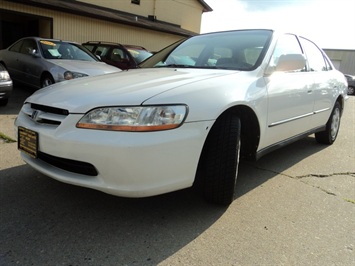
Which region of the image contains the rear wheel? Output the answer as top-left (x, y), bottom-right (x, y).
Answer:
top-left (315, 101), bottom-right (341, 144)
top-left (348, 86), bottom-right (354, 95)
top-left (195, 112), bottom-right (241, 205)
top-left (41, 74), bottom-right (54, 88)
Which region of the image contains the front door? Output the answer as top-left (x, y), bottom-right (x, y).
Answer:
top-left (263, 34), bottom-right (315, 147)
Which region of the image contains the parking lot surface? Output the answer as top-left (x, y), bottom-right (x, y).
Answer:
top-left (0, 87), bottom-right (354, 265)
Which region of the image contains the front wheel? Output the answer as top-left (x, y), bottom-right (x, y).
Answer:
top-left (41, 74), bottom-right (54, 88)
top-left (194, 112), bottom-right (241, 205)
top-left (315, 101), bottom-right (341, 144)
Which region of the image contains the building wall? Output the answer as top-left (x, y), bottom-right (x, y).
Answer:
top-left (154, 0), bottom-right (203, 33)
top-left (0, 0), bottom-right (194, 51)
top-left (324, 49), bottom-right (355, 75)
top-left (79, 0), bottom-right (204, 33)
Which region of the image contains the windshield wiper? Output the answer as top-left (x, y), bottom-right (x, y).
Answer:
top-left (156, 64), bottom-right (195, 68)
top-left (153, 64), bottom-right (240, 70)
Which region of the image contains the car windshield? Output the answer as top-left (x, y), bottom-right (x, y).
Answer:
top-left (39, 40), bottom-right (98, 61)
top-left (127, 48), bottom-right (153, 64)
top-left (140, 30), bottom-right (273, 71)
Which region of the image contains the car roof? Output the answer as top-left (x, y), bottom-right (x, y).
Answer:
top-left (19, 36), bottom-right (80, 44)
top-left (83, 41), bottom-right (147, 50)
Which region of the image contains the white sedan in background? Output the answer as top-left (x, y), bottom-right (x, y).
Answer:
top-left (15, 29), bottom-right (348, 205)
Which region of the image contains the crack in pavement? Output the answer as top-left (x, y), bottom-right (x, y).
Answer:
top-left (247, 164), bottom-right (355, 201)
top-left (248, 163), bottom-right (355, 179)
top-left (295, 172), bottom-right (355, 179)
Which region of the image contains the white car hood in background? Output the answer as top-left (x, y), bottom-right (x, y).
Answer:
top-left (49, 59), bottom-right (120, 75)
top-left (26, 68), bottom-right (235, 113)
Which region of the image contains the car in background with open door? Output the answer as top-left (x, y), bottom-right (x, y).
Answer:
top-left (83, 41), bottom-right (152, 70)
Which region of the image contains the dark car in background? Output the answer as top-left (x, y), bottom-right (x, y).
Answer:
top-left (83, 41), bottom-right (153, 70)
top-left (344, 74), bottom-right (355, 95)
top-left (0, 37), bottom-right (120, 89)
top-left (0, 63), bottom-right (13, 106)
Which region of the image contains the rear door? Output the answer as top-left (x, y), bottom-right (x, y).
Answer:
top-left (3, 39), bottom-right (24, 81)
top-left (299, 37), bottom-right (336, 126)
top-left (17, 38), bottom-right (41, 86)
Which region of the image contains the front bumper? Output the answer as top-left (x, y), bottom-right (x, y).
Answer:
top-left (15, 107), bottom-right (213, 197)
top-left (0, 80), bottom-right (13, 100)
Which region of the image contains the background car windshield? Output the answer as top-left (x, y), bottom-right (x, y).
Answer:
top-left (141, 30), bottom-right (272, 70)
top-left (127, 48), bottom-right (152, 64)
top-left (39, 40), bottom-right (98, 61)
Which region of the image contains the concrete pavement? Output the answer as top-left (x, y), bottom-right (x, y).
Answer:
top-left (0, 87), bottom-right (354, 265)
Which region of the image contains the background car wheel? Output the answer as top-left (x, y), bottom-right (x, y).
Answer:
top-left (194, 112), bottom-right (241, 205)
top-left (315, 101), bottom-right (341, 144)
top-left (41, 74), bottom-right (54, 88)
top-left (348, 86), bottom-right (355, 95)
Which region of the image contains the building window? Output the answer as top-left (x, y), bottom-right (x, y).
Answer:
top-left (131, 0), bottom-right (140, 5)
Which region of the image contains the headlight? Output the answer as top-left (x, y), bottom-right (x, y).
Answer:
top-left (77, 105), bottom-right (188, 131)
top-left (64, 71), bottom-right (88, 80)
top-left (0, 71), bottom-right (11, 81)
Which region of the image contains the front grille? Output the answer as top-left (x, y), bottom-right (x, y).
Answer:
top-left (38, 152), bottom-right (98, 176)
top-left (22, 103), bottom-right (69, 126)
top-left (31, 103), bottom-right (69, 115)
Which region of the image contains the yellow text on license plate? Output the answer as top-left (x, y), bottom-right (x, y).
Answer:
top-left (18, 127), bottom-right (38, 158)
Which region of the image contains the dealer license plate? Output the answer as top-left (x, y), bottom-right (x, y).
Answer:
top-left (18, 127), bottom-right (38, 158)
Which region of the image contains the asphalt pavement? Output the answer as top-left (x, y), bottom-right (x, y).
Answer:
top-left (0, 86), bottom-right (354, 266)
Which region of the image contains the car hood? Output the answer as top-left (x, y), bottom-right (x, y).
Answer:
top-left (48, 59), bottom-right (120, 75)
top-left (26, 68), bottom-right (236, 113)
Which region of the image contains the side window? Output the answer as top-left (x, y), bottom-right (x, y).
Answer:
top-left (93, 46), bottom-right (110, 57)
top-left (9, 40), bottom-right (23, 53)
top-left (299, 37), bottom-right (327, 72)
top-left (110, 48), bottom-right (126, 62)
top-left (83, 44), bottom-right (94, 52)
top-left (269, 34), bottom-right (303, 70)
top-left (19, 39), bottom-right (37, 55)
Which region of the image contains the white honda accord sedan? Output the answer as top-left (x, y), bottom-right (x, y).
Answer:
top-left (15, 29), bottom-right (348, 205)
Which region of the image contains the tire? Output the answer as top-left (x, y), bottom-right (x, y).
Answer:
top-left (195, 112), bottom-right (241, 205)
top-left (315, 101), bottom-right (341, 144)
top-left (41, 74), bottom-right (54, 88)
top-left (348, 86), bottom-right (355, 96)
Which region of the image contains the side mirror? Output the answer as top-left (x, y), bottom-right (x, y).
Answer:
top-left (265, 54), bottom-right (306, 75)
top-left (30, 49), bottom-right (40, 58)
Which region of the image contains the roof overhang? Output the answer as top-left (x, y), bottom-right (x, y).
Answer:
top-left (198, 0), bottom-right (213, 12)
top-left (6, 0), bottom-right (203, 37)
